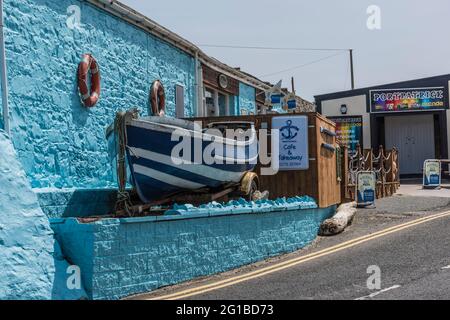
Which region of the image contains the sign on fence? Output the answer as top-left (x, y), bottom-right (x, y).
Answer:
top-left (272, 116), bottom-right (309, 170)
top-left (356, 171), bottom-right (376, 207)
top-left (423, 159), bottom-right (441, 188)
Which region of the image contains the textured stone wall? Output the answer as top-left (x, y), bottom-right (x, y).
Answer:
top-left (36, 188), bottom-right (118, 218)
top-left (3, 0), bottom-right (195, 189)
top-left (0, 130), bottom-right (86, 300)
top-left (238, 82), bottom-right (256, 115)
top-left (51, 205), bottom-right (335, 300)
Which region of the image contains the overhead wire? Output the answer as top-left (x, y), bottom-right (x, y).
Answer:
top-left (198, 43), bottom-right (352, 89)
top-left (259, 51), bottom-right (345, 78)
top-left (198, 44), bottom-right (350, 52)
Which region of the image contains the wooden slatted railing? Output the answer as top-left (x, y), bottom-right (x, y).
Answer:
top-left (341, 144), bottom-right (400, 202)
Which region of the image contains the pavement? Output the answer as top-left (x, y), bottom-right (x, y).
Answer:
top-left (397, 178), bottom-right (450, 198)
top-left (130, 182), bottom-right (450, 300)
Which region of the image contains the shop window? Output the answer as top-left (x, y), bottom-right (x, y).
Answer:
top-left (204, 87), bottom-right (231, 117)
top-left (205, 88), bottom-right (215, 116)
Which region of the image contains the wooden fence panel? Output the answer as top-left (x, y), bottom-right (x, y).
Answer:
top-left (342, 145), bottom-right (400, 202)
top-left (189, 113), bottom-right (341, 208)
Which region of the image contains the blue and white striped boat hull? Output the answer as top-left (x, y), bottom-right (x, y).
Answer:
top-left (125, 117), bottom-right (257, 203)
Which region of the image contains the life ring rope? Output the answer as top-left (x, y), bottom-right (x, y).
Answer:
top-left (78, 53), bottom-right (101, 108)
top-left (150, 80), bottom-right (165, 116)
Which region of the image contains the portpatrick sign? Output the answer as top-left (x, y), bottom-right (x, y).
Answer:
top-left (356, 171), bottom-right (376, 207)
top-left (370, 87), bottom-right (446, 113)
top-left (272, 116), bottom-right (309, 170)
top-left (423, 159), bottom-right (441, 188)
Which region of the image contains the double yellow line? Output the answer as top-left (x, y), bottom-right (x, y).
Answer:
top-left (148, 209), bottom-right (450, 300)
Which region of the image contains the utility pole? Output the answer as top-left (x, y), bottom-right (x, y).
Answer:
top-left (349, 49), bottom-right (355, 90)
top-left (291, 77), bottom-right (295, 94)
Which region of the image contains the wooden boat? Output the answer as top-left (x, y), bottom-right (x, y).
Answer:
top-left (123, 114), bottom-right (258, 203)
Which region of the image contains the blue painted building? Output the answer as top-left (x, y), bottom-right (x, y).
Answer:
top-left (0, 0), bottom-right (320, 300)
top-left (238, 82), bottom-right (257, 115)
top-left (0, 0), bottom-right (310, 192)
top-left (4, 0), bottom-right (197, 190)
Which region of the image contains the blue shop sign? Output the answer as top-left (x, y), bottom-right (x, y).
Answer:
top-left (272, 116), bottom-right (309, 170)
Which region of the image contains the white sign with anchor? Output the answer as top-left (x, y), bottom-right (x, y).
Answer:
top-left (272, 116), bottom-right (309, 170)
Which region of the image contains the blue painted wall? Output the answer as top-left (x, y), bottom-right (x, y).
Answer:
top-left (36, 188), bottom-right (118, 218)
top-left (0, 130), bottom-right (86, 300)
top-left (51, 205), bottom-right (335, 300)
top-left (0, 89), bottom-right (3, 129)
top-left (238, 82), bottom-right (256, 115)
top-left (3, 0), bottom-right (196, 190)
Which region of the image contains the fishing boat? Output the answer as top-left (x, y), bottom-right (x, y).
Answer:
top-left (118, 111), bottom-right (258, 203)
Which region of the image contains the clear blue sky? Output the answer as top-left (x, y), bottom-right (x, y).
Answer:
top-left (121, 0), bottom-right (450, 101)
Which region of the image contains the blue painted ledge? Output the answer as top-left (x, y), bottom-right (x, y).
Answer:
top-left (164, 196), bottom-right (317, 217)
top-left (50, 199), bottom-right (336, 300)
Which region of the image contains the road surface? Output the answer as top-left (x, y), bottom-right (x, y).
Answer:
top-left (131, 193), bottom-right (450, 300)
top-left (186, 211), bottom-right (450, 300)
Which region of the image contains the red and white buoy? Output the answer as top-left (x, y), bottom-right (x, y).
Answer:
top-left (77, 53), bottom-right (101, 108)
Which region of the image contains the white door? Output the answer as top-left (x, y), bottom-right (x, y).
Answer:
top-left (385, 114), bottom-right (435, 175)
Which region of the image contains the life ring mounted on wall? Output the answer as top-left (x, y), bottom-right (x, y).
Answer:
top-left (77, 53), bottom-right (101, 108)
top-left (150, 80), bottom-right (165, 116)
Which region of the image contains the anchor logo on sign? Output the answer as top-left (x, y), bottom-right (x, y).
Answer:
top-left (280, 120), bottom-right (299, 141)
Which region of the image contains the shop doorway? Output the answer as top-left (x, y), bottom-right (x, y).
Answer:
top-left (385, 114), bottom-right (435, 175)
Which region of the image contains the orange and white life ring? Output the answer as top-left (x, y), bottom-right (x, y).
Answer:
top-left (77, 53), bottom-right (100, 108)
top-left (150, 80), bottom-right (165, 116)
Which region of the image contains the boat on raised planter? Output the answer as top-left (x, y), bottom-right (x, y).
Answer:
top-left (115, 110), bottom-right (258, 203)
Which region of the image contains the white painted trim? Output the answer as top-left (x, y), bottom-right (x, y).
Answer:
top-left (133, 164), bottom-right (205, 189)
top-left (129, 147), bottom-right (245, 182)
